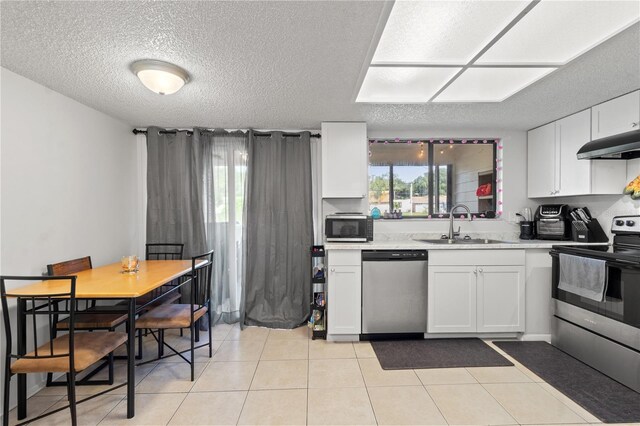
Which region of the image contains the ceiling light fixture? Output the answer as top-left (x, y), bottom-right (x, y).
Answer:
top-left (357, 1), bottom-right (640, 103)
top-left (131, 59), bottom-right (190, 95)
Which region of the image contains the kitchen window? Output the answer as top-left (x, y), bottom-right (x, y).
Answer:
top-left (368, 139), bottom-right (498, 218)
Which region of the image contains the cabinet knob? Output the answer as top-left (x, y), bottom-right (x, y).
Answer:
top-left (473, 269), bottom-right (477, 275)
top-left (632, 122), bottom-right (639, 128)
top-left (330, 268), bottom-right (335, 273)
top-left (478, 268), bottom-right (483, 273)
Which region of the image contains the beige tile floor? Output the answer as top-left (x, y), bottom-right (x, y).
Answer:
top-left (8, 325), bottom-right (639, 425)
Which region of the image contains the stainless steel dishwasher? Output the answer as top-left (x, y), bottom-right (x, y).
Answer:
top-left (362, 250), bottom-right (428, 334)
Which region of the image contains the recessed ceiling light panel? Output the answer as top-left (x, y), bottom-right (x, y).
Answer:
top-left (356, 67), bottom-right (462, 103)
top-left (372, 0), bottom-right (529, 65)
top-left (476, 1), bottom-right (640, 65)
top-left (131, 59), bottom-right (190, 95)
top-left (433, 67), bottom-right (556, 102)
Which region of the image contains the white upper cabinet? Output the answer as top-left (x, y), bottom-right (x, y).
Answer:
top-left (528, 110), bottom-right (627, 198)
top-left (557, 110), bottom-right (592, 196)
top-left (592, 90), bottom-right (640, 140)
top-left (527, 122), bottom-right (557, 198)
top-left (321, 122), bottom-right (367, 198)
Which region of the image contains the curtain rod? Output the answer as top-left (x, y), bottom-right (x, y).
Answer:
top-left (132, 129), bottom-right (321, 138)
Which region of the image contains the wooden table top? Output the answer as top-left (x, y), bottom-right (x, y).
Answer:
top-left (5, 260), bottom-right (197, 298)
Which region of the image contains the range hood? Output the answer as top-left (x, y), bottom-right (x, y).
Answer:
top-left (577, 129), bottom-right (640, 160)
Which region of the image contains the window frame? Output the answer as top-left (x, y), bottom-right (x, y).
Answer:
top-left (368, 138), bottom-right (498, 219)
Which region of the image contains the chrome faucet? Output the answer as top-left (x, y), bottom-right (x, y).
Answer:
top-left (447, 204), bottom-right (473, 240)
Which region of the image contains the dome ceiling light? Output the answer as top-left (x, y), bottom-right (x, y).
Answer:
top-left (131, 59), bottom-right (190, 95)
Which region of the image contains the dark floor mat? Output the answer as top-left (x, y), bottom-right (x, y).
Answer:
top-left (371, 338), bottom-right (513, 370)
top-left (494, 341), bottom-right (640, 424)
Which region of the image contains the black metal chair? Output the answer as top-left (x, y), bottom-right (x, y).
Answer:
top-left (1, 276), bottom-right (127, 426)
top-left (145, 243), bottom-right (184, 260)
top-left (46, 256), bottom-right (128, 386)
top-left (135, 250), bottom-right (214, 380)
top-left (134, 243), bottom-right (186, 358)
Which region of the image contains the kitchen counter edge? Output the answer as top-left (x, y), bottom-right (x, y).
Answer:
top-left (324, 240), bottom-right (609, 250)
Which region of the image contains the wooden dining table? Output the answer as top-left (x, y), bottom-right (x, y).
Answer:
top-left (6, 259), bottom-right (198, 420)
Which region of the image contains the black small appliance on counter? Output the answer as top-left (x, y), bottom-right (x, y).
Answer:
top-left (519, 221), bottom-right (535, 240)
top-left (535, 204), bottom-right (571, 240)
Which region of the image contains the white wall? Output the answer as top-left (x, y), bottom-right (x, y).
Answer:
top-left (0, 68), bottom-right (138, 410)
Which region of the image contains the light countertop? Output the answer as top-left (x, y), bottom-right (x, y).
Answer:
top-left (324, 239), bottom-right (609, 250)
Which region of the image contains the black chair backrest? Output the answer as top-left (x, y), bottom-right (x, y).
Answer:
top-left (145, 243), bottom-right (185, 260)
top-left (190, 250), bottom-right (214, 308)
top-left (47, 256), bottom-right (92, 276)
top-left (1, 276), bottom-right (77, 372)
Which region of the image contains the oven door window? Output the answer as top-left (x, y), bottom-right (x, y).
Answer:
top-left (553, 257), bottom-right (640, 328)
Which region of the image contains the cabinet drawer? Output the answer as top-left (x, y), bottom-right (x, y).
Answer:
top-left (327, 249), bottom-right (361, 266)
top-left (429, 249), bottom-right (525, 266)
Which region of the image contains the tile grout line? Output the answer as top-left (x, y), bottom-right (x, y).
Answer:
top-left (95, 394), bottom-right (126, 426)
top-left (235, 329), bottom-right (269, 424)
top-left (477, 381), bottom-right (519, 425)
top-left (483, 340), bottom-right (599, 423)
top-left (163, 392), bottom-right (189, 426)
top-left (419, 378), bottom-right (450, 426)
top-left (356, 356), bottom-right (379, 425)
top-left (534, 381), bottom-right (598, 423)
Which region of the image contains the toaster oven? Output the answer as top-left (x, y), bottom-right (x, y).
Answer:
top-left (535, 204), bottom-right (571, 240)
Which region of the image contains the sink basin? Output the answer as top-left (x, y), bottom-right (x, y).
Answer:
top-left (414, 238), bottom-right (510, 245)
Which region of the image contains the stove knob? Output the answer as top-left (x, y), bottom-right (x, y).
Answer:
top-left (626, 220), bottom-right (636, 227)
top-left (615, 220), bottom-right (625, 226)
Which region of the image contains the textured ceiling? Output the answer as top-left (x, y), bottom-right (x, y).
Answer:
top-left (1, 1), bottom-right (639, 131)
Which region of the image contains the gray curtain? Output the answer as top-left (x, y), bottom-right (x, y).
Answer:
top-left (147, 127), bottom-right (248, 325)
top-left (243, 131), bottom-right (313, 329)
top-left (146, 127), bottom-right (207, 259)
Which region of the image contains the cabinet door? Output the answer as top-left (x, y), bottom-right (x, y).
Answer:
top-left (557, 110), bottom-right (592, 196)
top-left (527, 122), bottom-right (557, 198)
top-left (321, 122), bottom-right (367, 198)
top-left (476, 265), bottom-right (525, 333)
top-left (327, 265), bottom-right (361, 335)
top-left (427, 266), bottom-right (476, 333)
top-left (592, 90), bottom-right (640, 140)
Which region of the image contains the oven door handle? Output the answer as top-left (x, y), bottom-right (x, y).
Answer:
top-left (551, 251), bottom-right (640, 270)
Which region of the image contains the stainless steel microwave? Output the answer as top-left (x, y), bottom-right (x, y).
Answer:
top-left (325, 214), bottom-right (373, 242)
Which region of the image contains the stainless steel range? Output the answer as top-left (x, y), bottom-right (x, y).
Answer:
top-left (550, 215), bottom-right (640, 392)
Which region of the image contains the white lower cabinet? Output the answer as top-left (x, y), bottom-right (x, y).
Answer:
top-left (327, 250), bottom-right (361, 335)
top-left (428, 250), bottom-right (525, 334)
top-left (476, 266), bottom-right (525, 332)
top-left (427, 266), bottom-right (477, 333)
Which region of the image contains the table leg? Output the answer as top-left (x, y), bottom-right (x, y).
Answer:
top-left (127, 298), bottom-right (135, 419)
top-left (17, 298), bottom-right (26, 420)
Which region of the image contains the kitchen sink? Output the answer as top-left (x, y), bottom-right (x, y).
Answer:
top-left (413, 238), bottom-right (510, 245)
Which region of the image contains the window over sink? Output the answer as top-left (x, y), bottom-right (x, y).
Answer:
top-left (368, 138), bottom-right (499, 218)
